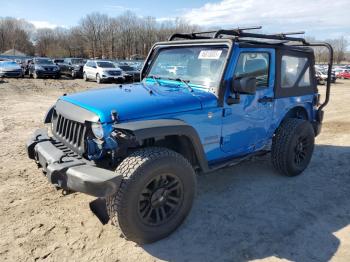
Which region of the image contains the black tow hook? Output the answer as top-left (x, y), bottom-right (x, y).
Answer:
top-left (61, 189), bottom-right (74, 196)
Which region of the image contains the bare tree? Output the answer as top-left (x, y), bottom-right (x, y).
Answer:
top-left (2, 11), bottom-right (347, 63)
top-left (0, 17), bottom-right (34, 55)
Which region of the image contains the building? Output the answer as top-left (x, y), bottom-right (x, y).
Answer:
top-left (0, 49), bottom-right (27, 57)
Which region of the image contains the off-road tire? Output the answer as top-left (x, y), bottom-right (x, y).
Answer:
top-left (106, 147), bottom-right (196, 244)
top-left (271, 118), bottom-right (315, 176)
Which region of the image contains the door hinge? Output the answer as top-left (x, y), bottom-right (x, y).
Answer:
top-left (258, 96), bottom-right (274, 103)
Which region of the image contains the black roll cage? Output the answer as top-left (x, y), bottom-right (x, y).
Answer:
top-left (168, 27), bottom-right (334, 110)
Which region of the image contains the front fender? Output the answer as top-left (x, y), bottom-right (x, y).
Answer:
top-left (43, 106), bottom-right (54, 123)
top-left (113, 119), bottom-right (209, 172)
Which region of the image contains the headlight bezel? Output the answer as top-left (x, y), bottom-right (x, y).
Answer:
top-left (91, 122), bottom-right (104, 139)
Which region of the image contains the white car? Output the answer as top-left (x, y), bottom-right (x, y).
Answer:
top-left (83, 60), bottom-right (125, 84)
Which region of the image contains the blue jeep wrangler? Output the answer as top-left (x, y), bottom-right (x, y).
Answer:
top-left (26, 27), bottom-right (333, 244)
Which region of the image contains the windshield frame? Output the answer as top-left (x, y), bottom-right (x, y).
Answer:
top-left (142, 40), bottom-right (233, 98)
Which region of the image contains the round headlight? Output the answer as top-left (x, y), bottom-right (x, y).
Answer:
top-left (91, 122), bottom-right (104, 139)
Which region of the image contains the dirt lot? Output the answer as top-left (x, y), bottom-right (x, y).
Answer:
top-left (0, 77), bottom-right (349, 262)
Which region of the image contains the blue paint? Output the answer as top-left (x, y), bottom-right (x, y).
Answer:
top-left (59, 43), bottom-right (318, 166)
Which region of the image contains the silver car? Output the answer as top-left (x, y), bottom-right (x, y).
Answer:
top-left (83, 60), bottom-right (124, 84)
top-left (0, 61), bottom-right (23, 78)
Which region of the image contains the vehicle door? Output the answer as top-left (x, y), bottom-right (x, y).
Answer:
top-left (85, 61), bottom-right (94, 78)
top-left (221, 48), bottom-right (275, 156)
top-left (61, 59), bottom-right (69, 75)
top-left (89, 61), bottom-right (97, 78)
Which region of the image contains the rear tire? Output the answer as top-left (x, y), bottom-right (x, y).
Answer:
top-left (271, 118), bottom-right (315, 176)
top-left (106, 147), bottom-right (196, 244)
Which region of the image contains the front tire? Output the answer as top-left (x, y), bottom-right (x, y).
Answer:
top-left (83, 72), bottom-right (88, 81)
top-left (271, 118), bottom-right (315, 176)
top-left (96, 73), bottom-right (102, 84)
top-left (106, 147), bottom-right (196, 244)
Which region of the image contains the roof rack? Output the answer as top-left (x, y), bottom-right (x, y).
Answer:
top-left (168, 26), bottom-right (310, 45)
top-left (168, 26), bottom-right (334, 112)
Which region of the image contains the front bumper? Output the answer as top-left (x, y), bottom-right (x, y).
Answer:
top-left (72, 69), bottom-right (83, 78)
top-left (35, 70), bottom-right (60, 77)
top-left (101, 74), bottom-right (124, 82)
top-left (26, 128), bottom-right (122, 197)
top-left (0, 70), bottom-right (23, 77)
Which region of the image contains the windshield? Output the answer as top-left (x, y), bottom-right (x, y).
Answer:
top-left (147, 46), bottom-right (228, 89)
top-left (97, 61), bottom-right (115, 68)
top-left (35, 59), bottom-right (54, 65)
top-left (71, 59), bottom-right (85, 64)
top-left (0, 61), bottom-right (18, 67)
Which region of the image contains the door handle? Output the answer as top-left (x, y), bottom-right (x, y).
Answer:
top-left (258, 96), bottom-right (274, 103)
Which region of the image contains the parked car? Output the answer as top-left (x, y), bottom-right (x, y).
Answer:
top-left (316, 71), bottom-right (325, 85)
top-left (27, 28), bottom-right (333, 244)
top-left (316, 70), bottom-right (336, 84)
top-left (53, 59), bottom-right (65, 66)
top-left (338, 70), bottom-right (350, 79)
top-left (83, 60), bottom-right (124, 83)
top-left (0, 60), bottom-right (23, 78)
top-left (113, 62), bottom-right (140, 82)
top-left (59, 58), bottom-right (86, 78)
top-left (22, 59), bottom-right (33, 75)
top-left (28, 58), bottom-right (61, 79)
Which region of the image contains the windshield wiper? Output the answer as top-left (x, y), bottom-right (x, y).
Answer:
top-left (167, 77), bottom-right (193, 92)
top-left (147, 75), bottom-right (161, 86)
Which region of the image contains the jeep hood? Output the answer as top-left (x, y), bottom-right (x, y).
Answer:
top-left (60, 83), bottom-right (217, 123)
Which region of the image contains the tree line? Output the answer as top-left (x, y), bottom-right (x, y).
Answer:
top-left (0, 12), bottom-right (348, 63)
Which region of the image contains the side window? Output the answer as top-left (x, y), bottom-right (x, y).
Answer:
top-left (281, 56), bottom-right (310, 88)
top-left (234, 52), bottom-right (269, 87)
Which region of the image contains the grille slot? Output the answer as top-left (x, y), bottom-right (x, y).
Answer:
top-left (53, 113), bottom-right (86, 154)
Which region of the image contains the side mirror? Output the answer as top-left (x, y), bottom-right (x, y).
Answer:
top-left (232, 76), bottom-right (257, 95)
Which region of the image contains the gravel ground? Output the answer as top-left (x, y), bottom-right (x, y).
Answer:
top-left (0, 77), bottom-right (349, 262)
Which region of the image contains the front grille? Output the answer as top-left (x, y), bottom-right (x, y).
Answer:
top-left (107, 70), bottom-right (121, 76)
top-left (52, 113), bottom-right (86, 155)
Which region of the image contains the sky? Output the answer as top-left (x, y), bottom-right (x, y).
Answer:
top-left (1, 0), bottom-right (349, 43)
